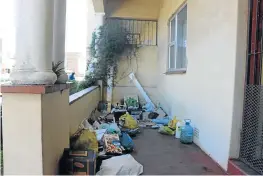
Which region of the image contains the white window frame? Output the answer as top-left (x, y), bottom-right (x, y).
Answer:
top-left (168, 3), bottom-right (187, 72)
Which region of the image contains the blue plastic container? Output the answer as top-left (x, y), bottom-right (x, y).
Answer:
top-left (180, 120), bottom-right (193, 144)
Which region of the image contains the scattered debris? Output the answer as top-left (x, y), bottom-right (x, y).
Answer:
top-left (143, 102), bottom-right (154, 112)
top-left (99, 123), bottom-right (121, 135)
top-left (151, 124), bottom-right (162, 129)
top-left (61, 96), bottom-right (194, 175)
top-left (95, 129), bottom-right (107, 141)
top-left (152, 117), bottom-right (170, 125)
top-left (142, 111), bottom-right (150, 120)
top-left (148, 112), bottom-right (159, 119)
top-left (130, 110), bottom-right (143, 120)
top-left (119, 113), bottom-right (139, 129)
top-left (158, 126), bottom-right (175, 135)
top-left (96, 154), bottom-right (143, 175)
top-left (59, 149), bottom-right (97, 175)
top-left (124, 95), bottom-right (139, 110)
top-left (70, 128), bottom-right (98, 153)
top-left (129, 73), bottom-right (155, 110)
top-left (93, 120), bottom-right (101, 129)
top-left (155, 107), bottom-right (167, 118)
top-left (120, 132), bottom-right (134, 152)
top-left (103, 134), bottom-right (123, 155)
top-left (138, 120), bottom-right (155, 128)
top-left (168, 116), bottom-right (178, 130)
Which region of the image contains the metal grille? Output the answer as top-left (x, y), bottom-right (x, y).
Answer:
top-left (239, 0), bottom-right (263, 174)
top-left (240, 85), bottom-right (263, 174)
top-left (106, 18), bottom-right (158, 46)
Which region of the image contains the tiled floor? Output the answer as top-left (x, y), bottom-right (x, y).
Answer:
top-left (132, 129), bottom-right (226, 175)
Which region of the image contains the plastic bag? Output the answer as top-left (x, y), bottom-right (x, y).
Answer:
top-left (152, 117), bottom-right (170, 125)
top-left (119, 113), bottom-right (138, 129)
top-left (168, 116), bottom-right (178, 130)
top-left (71, 129), bottom-right (98, 153)
top-left (120, 132), bottom-right (134, 151)
top-left (96, 154), bottom-right (143, 175)
top-left (121, 128), bottom-right (140, 137)
top-left (143, 102), bottom-right (154, 112)
top-left (158, 126), bottom-right (175, 135)
top-left (99, 123), bottom-right (121, 135)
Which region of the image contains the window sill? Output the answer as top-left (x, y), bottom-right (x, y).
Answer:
top-left (164, 69), bottom-right (187, 75)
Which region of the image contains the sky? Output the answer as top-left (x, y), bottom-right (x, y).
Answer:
top-left (0, 0), bottom-right (88, 58)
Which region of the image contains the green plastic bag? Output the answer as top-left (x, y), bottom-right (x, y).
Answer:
top-left (158, 126), bottom-right (175, 135)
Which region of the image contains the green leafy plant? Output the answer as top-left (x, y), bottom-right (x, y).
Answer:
top-left (52, 61), bottom-right (65, 79)
top-left (87, 20), bottom-right (139, 87)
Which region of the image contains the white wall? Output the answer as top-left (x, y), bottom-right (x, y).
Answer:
top-left (157, 0), bottom-right (248, 170)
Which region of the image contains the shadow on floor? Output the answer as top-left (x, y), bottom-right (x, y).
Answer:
top-left (132, 129), bottom-right (226, 175)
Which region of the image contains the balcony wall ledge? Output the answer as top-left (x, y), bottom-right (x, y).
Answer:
top-left (1, 84), bottom-right (70, 94)
top-left (69, 86), bottom-right (99, 105)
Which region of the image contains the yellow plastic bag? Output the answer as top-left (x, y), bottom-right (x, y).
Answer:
top-left (119, 113), bottom-right (138, 129)
top-left (168, 116), bottom-right (178, 130)
top-left (71, 129), bottom-right (98, 153)
top-left (158, 126), bottom-right (175, 135)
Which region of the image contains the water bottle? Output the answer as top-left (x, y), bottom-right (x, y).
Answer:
top-left (180, 119), bottom-right (193, 144)
top-left (175, 121), bottom-right (182, 139)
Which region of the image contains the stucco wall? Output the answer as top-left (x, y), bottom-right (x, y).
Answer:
top-left (2, 93), bottom-right (43, 175)
top-left (2, 86), bottom-right (101, 174)
top-left (157, 0), bottom-right (247, 170)
top-left (112, 46), bottom-right (158, 105)
top-left (69, 86), bottom-right (100, 134)
top-left (41, 89), bottom-right (70, 174)
top-left (104, 0), bottom-right (161, 20)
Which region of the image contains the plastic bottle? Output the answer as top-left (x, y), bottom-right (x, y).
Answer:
top-left (175, 121), bottom-right (183, 139)
top-left (180, 120), bottom-right (193, 144)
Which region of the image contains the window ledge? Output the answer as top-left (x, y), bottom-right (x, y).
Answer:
top-left (165, 69), bottom-right (187, 75)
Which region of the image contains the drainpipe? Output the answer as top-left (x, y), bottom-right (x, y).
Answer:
top-left (107, 66), bottom-right (114, 112)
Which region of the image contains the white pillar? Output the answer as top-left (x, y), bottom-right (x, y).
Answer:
top-left (52, 0), bottom-right (68, 84)
top-left (10, 0), bottom-right (57, 85)
top-left (94, 13), bottom-right (105, 30)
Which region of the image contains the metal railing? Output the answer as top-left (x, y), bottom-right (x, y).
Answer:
top-left (106, 18), bottom-right (158, 46)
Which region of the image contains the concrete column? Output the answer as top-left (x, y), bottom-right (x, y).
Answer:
top-left (94, 13), bottom-right (105, 30)
top-left (52, 0), bottom-right (68, 84)
top-left (10, 0), bottom-right (57, 85)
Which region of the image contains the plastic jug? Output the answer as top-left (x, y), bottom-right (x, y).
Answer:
top-left (180, 119), bottom-right (193, 144)
top-left (175, 121), bottom-right (183, 139)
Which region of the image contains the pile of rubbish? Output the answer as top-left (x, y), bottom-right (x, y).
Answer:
top-left (141, 105), bottom-right (194, 144)
top-left (63, 93), bottom-right (194, 175)
top-left (66, 104), bottom-right (143, 175)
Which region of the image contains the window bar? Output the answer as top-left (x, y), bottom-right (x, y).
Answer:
top-left (142, 21), bottom-right (145, 45)
top-left (249, 0), bottom-right (259, 84)
top-left (133, 19), bottom-right (135, 44)
top-left (156, 21), bottom-right (158, 46)
top-left (137, 20), bottom-right (140, 44)
top-left (148, 21), bottom-right (150, 45)
top-left (258, 0), bottom-right (263, 84)
top-left (175, 15), bottom-right (178, 69)
top-left (151, 22), bottom-right (154, 45)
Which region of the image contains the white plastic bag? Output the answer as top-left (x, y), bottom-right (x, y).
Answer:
top-left (96, 154), bottom-right (143, 175)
